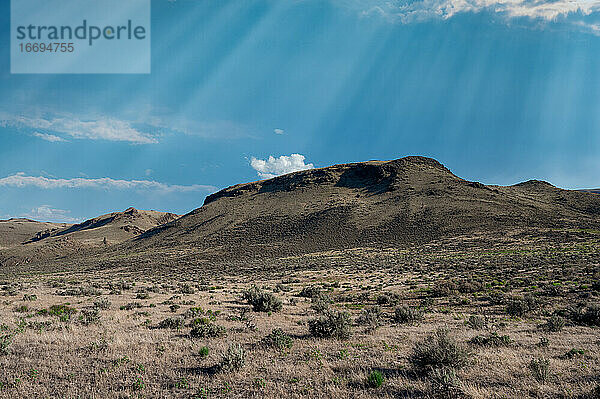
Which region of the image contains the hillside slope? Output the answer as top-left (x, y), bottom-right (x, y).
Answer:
top-left (127, 156), bottom-right (600, 259)
top-left (27, 208), bottom-right (180, 247)
top-left (0, 219), bottom-right (70, 248)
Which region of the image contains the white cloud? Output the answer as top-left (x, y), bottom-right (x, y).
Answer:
top-left (0, 112), bottom-right (157, 144)
top-left (250, 154), bottom-right (315, 179)
top-left (0, 173), bottom-right (216, 193)
top-left (350, 0), bottom-right (600, 31)
top-left (33, 131), bottom-right (67, 142)
top-left (274, 128), bottom-right (285, 135)
top-left (22, 205), bottom-right (81, 223)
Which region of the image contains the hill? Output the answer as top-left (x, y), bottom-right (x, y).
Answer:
top-left (125, 156), bottom-right (600, 260)
top-left (26, 208), bottom-right (180, 247)
top-left (0, 219), bottom-right (70, 248)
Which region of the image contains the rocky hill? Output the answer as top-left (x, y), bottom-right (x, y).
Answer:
top-left (125, 156), bottom-right (600, 260)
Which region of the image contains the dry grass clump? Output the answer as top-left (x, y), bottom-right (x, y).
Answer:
top-left (409, 329), bottom-right (471, 374)
top-left (242, 286), bottom-right (282, 313)
top-left (218, 343), bottom-right (246, 372)
top-left (308, 309), bottom-right (352, 339)
top-left (394, 305), bottom-right (425, 325)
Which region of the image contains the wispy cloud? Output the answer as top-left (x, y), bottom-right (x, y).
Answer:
top-left (350, 0), bottom-right (600, 32)
top-left (21, 205), bottom-right (81, 223)
top-left (33, 131), bottom-right (67, 142)
top-left (0, 112), bottom-right (158, 144)
top-left (274, 128), bottom-right (285, 135)
top-left (0, 173), bottom-right (216, 193)
top-left (250, 154), bottom-right (314, 179)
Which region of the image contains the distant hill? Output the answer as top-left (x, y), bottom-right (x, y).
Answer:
top-left (0, 219), bottom-right (70, 248)
top-left (25, 208), bottom-right (180, 247)
top-left (125, 156), bottom-right (600, 260)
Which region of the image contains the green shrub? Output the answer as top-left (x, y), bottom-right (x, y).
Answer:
top-left (199, 346), bottom-right (209, 358)
top-left (394, 306), bottom-right (425, 324)
top-left (308, 310), bottom-right (352, 340)
top-left (14, 305), bottom-right (29, 313)
top-left (48, 304), bottom-right (77, 321)
top-left (119, 302), bottom-right (143, 311)
top-left (565, 348), bottom-right (585, 359)
top-left (242, 286), bottom-right (282, 313)
top-left (190, 323), bottom-right (226, 338)
top-left (366, 370), bottom-right (384, 388)
top-left (262, 328), bottom-right (293, 350)
top-left (219, 343), bottom-right (246, 372)
top-left (409, 329), bottom-right (471, 374)
top-left (22, 294), bottom-right (37, 301)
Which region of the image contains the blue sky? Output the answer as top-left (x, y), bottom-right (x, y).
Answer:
top-left (1, 0), bottom-right (600, 222)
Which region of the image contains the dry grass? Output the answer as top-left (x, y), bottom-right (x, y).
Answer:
top-left (1, 233), bottom-right (599, 398)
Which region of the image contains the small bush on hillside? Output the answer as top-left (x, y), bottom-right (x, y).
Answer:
top-left (0, 334), bottom-right (12, 355)
top-left (262, 328), bottom-right (293, 350)
top-left (298, 285), bottom-right (322, 298)
top-left (431, 280), bottom-right (458, 297)
top-left (198, 346), bottom-right (209, 358)
top-left (465, 315), bottom-right (487, 330)
top-left (179, 283), bottom-right (196, 294)
top-left (242, 286), bottom-right (282, 313)
top-left (394, 306), bottom-right (425, 324)
top-left (219, 343), bottom-right (246, 372)
top-left (506, 295), bottom-right (539, 317)
top-left (157, 317), bottom-right (184, 330)
top-left (93, 298), bottom-right (111, 310)
top-left (544, 315), bottom-right (566, 332)
top-left (376, 292), bottom-right (400, 306)
top-left (310, 293), bottom-right (332, 314)
top-left (428, 366), bottom-right (464, 399)
top-left (559, 303), bottom-right (600, 327)
top-left (47, 304), bottom-right (77, 322)
top-left (309, 310), bottom-right (352, 340)
top-left (468, 333), bottom-right (511, 347)
top-left (190, 323), bottom-right (227, 339)
top-left (409, 329), bottom-right (471, 374)
top-left (14, 305), bottom-right (29, 313)
top-left (366, 370), bottom-right (384, 388)
top-left (529, 357), bottom-right (550, 383)
top-left (357, 306), bottom-right (383, 331)
top-left (79, 308), bottom-right (101, 325)
top-left (565, 348), bottom-right (585, 359)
